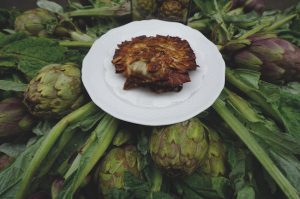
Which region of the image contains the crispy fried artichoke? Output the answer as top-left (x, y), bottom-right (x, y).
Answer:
top-left (24, 63), bottom-right (85, 118)
top-left (112, 35), bottom-right (198, 93)
top-left (149, 118), bottom-right (209, 176)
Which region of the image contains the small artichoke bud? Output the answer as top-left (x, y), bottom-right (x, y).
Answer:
top-left (0, 97), bottom-right (34, 138)
top-left (96, 145), bottom-right (141, 196)
top-left (24, 63), bottom-right (85, 119)
top-left (201, 128), bottom-right (226, 177)
top-left (150, 118), bottom-right (209, 176)
top-left (51, 177), bottom-right (64, 199)
top-left (14, 8), bottom-right (57, 36)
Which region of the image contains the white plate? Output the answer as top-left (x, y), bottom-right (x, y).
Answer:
top-left (82, 19), bottom-right (225, 126)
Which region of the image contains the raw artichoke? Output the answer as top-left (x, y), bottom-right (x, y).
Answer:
top-left (149, 118), bottom-right (209, 176)
top-left (14, 8), bottom-right (57, 36)
top-left (231, 0), bottom-right (265, 13)
top-left (227, 34), bottom-right (300, 83)
top-left (201, 128), bottom-right (226, 177)
top-left (24, 63), bottom-right (85, 118)
top-left (160, 0), bottom-right (184, 18)
top-left (136, 0), bottom-right (157, 14)
top-left (0, 97), bottom-right (34, 138)
top-left (96, 145), bottom-right (141, 196)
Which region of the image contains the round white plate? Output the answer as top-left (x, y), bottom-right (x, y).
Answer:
top-left (82, 19), bottom-right (225, 126)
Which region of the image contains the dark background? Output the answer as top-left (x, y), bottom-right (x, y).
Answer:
top-left (0, 0), bottom-right (299, 10)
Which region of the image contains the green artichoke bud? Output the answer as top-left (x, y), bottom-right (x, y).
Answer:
top-left (96, 145), bottom-right (141, 196)
top-left (136, 0), bottom-right (157, 13)
top-left (160, 0), bottom-right (184, 18)
top-left (0, 153), bottom-right (14, 171)
top-left (0, 97), bottom-right (34, 138)
top-left (24, 63), bottom-right (85, 118)
top-left (150, 118), bottom-right (209, 176)
top-left (228, 34), bottom-right (300, 83)
top-left (201, 128), bottom-right (226, 176)
top-left (14, 8), bottom-right (57, 37)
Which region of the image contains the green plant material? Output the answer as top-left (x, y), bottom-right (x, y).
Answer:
top-left (108, 172), bottom-right (173, 199)
top-left (51, 177), bottom-right (64, 199)
top-left (223, 88), bottom-right (300, 193)
top-left (201, 128), bottom-right (226, 177)
top-left (176, 172), bottom-right (232, 199)
top-left (57, 114), bottom-right (119, 198)
top-left (14, 8), bottom-right (58, 37)
top-left (0, 8), bottom-right (20, 30)
top-left (96, 145), bottom-right (141, 196)
top-left (213, 97), bottom-right (299, 199)
top-left (0, 80), bottom-right (27, 92)
top-left (0, 97), bottom-right (35, 138)
top-left (15, 102), bottom-right (99, 199)
top-left (0, 136), bottom-right (46, 198)
top-left (226, 34), bottom-right (300, 83)
top-left (23, 63), bottom-right (85, 119)
top-left (226, 68), bottom-right (300, 138)
top-left (150, 118), bottom-right (209, 176)
top-left (112, 129), bottom-right (134, 146)
top-left (0, 33), bottom-right (83, 79)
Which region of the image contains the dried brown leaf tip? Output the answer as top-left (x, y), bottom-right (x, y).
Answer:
top-left (112, 35), bottom-right (199, 93)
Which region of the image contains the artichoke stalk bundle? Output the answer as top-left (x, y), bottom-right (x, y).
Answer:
top-left (0, 97), bottom-right (34, 138)
top-left (24, 63), bottom-right (85, 118)
top-left (149, 118), bottom-right (209, 176)
top-left (225, 34), bottom-right (300, 83)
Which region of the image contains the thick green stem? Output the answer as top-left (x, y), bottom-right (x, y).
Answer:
top-left (65, 115), bottom-right (119, 197)
top-left (225, 69), bottom-right (282, 124)
top-left (213, 99), bottom-right (299, 199)
top-left (265, 14), bottom-right (297, 32)
top-left (16, 102), bottom-right (98, 199)
top-left (59, 41), bottom-right (93, 47)
top-left (64, 7), bottom-right (130, 17)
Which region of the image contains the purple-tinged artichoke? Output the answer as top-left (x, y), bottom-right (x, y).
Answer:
top-left (14, 8), bottom-right (57, 37)
top-left (149, 118), bottom-right (209, 176)
top-left (227, 34), bottom-right (300, 83)
top-left (0, 97), bottom-right (34, 138)
top-left (0, 153), bottom-right (14, 171)
top-left (231, 0), bottom-right (265, 13)
top-left (24, 63), bottom-right (85, 118)
top-left (201, 129), bottom-right (226, 177)
top-left (96, 145), bottom-right (141, 196)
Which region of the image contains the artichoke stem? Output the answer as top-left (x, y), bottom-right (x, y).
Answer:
top-left (69, 31), bottom-right (95, 42)
top-left (64, 115), bottom-right (119, 196)
top-left (225, 68), bottom-right (282, 124)
top-left (265, 14), bottom-right (297, 32)
top-left (213, 98), bottom-right (299, 199)
top-left (16, 102), bottom-right (99, 199)
top-left (59, 41), bottom-right (93, 47)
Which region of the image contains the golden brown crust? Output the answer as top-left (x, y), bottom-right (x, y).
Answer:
top-left (112, 35), bottom-right (198, 93)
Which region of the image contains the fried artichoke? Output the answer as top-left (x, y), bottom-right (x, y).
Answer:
top-left (112, 35), bottom-right (198, 93)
